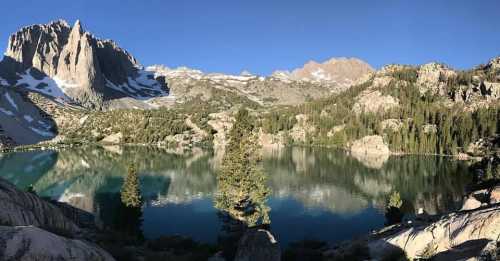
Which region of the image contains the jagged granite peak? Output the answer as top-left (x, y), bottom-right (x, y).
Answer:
top-left (1, 19), bottom-right (168, 109)
top-left (4, 20), bottom-right (71, 76)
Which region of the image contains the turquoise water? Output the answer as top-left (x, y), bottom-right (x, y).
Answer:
top-left (0, 146), bottom-right (471, 246)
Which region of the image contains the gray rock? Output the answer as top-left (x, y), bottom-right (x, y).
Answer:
top-left (0, 178), bottom-right (80, 235)
top-left (0, 225), bottom-right (115, 261)
top-left (369, 205), bottom-right (500, 260)
top-left (234, 228), bottom-right (281, 261)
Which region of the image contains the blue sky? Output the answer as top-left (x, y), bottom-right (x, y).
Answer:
top-left (1, 0), bottom-right (499, 75)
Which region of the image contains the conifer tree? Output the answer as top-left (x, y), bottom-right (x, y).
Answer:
top-left (121, 165), bottom-right (142, 208)
top-left (215, 108), bottom-right (270, 226)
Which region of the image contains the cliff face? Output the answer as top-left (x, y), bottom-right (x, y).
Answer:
top-left (1, 20), bottom-right (168, 109)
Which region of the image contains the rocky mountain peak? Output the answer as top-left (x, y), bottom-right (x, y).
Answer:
top-left (0, 19), bottom-right (169, 109)
top-left (277, 57), bottom-right (374, 86)
top-left (72, 19), bottom-right (83, 34)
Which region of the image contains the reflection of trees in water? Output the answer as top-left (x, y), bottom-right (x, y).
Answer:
top-left (263, 147), bottom-right (471, 215)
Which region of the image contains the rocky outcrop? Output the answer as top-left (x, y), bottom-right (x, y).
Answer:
top-left (368, 205), bottom-right (500, 260)
top-left (417, 63), bottom-right (457, 96)
top-left (350, 135), bottom-right (390, 169)
top-left (234, 229), bottom-right (281, 261)
top-left (0, 178), bottom-right (80, 235)
top-left (1, 20), bottom-right (169, 109)
top-left (352, 91), bottom-right (399, 114)
top-left (0, 226), bottom-right (115, 261)
top-left (380, 119), bottom-right (403, 132)
top-left (350, 135), bottom-right (390, 156)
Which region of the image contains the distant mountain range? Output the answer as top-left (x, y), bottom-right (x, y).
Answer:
top-left (0, 19), bottom-right (498, 149)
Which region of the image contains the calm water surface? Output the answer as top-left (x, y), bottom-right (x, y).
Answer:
top-left (0, 146), bottom-right (471, 246)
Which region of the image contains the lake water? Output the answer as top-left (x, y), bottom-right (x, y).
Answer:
top-left (0, 146), bottom-right (472, 246)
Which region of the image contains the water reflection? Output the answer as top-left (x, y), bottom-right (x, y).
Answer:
top-left (0, 145), bottom-right (471, 245)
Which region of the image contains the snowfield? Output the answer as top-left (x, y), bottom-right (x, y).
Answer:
top-left (15, 69), bottom-right (72, 102)
top-left (105, 69), bottom-right (169, 100)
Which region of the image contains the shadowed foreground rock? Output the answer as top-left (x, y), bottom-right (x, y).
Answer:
top-left (369, 205), bottom-right (500, 260)
top-left (234, 228), bottom-right (281, 261)
top-left (0, 226), bottom-right (114, 261)
top-left (0, 178), bottom-right (80, 235)
top-left (0, 178), bottom-right (115, 261)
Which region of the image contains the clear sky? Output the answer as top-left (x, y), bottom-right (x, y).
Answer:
top-left (1, 0), bottom-right (499, 75)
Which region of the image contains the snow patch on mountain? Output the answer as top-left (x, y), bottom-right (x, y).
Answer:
top-left (15, 69), bottom-right (72, 103)
top-left (23, 115), bottom-right (34, 122)
top-left (0, 77), bottom-right (8, 86)
top-left (4, 92), bottom-right (18, 110)
top-left (29, 126), bottom-right (54, 137)
top-left (0, 107), bottom-right (14, 116)
top-left (105, 69), bottom-right (169, 100)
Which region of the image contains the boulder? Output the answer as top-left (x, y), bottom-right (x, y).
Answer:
top-left (461, 197), bottom-right (482, 211)
top-left (0, 178), bottom-right (80, 235)
top-left (350, 135), bottom-right (390, 156)
top-left (101, 132), bottom-right (123, 144)
top-left (0, 226), bottom-right (115, 261)
top-left (234, 229), bottom-right (281, 261)
top-left (350, 135), bottom-right (391, 169)
top-left (369, 205), bottom-right (500, 260)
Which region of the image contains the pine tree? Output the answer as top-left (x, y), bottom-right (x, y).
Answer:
top-left (121, 165), bottom-right (142, 208)
top-left (215, 108), bottom-right (270, 226)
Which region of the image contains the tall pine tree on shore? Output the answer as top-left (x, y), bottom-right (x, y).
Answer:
top-left (215, 108), bottom-right (270, 226)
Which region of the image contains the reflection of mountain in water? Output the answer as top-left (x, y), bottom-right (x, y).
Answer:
top-left (0, 146), bottom-right (471, 219)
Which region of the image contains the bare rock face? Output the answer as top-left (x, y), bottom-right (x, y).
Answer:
top-left (4, 20), bottom-right (70, 77)
top-left (287, 57), bottom-right (374, 86)
top-left (234, 229), bottom-right (281, 261)
top-left (352, 90), bottom-right (399, 114)
top-left (368, 205), bottom-right (500, 260)
top-left (0, 226), bottom-right (115, 261)
top-left (2, 20), bottom-right (168, 109)
top-left (0, 178), bottom-right (80, 235)
top-left (350, 135), bottom-right (390, 156)
top-left (416, 63), bottom-right (456, 95)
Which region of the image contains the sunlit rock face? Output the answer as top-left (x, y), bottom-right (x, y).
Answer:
top-left (368, 205), bottom-right (500, 260)
top-left (1, 20), bottom-right (169, 109)
top-left (286, 57), bottom-right (374, 85)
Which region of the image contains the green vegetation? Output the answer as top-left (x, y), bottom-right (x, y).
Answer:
top-left (262, 109), bottom-right (297, 134)
top-left (388, 191), bottom-right (403, 209)
top-left (215, 108), bottom-right (270, 226)
top-left (121, 165), bottom-right (142, 208)
top-left (390, 67), bottom-right (418, 83)
top-left (64, 108), bottom-right (190, 144)
top-left (261, 69), bottom-right (499, 155)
